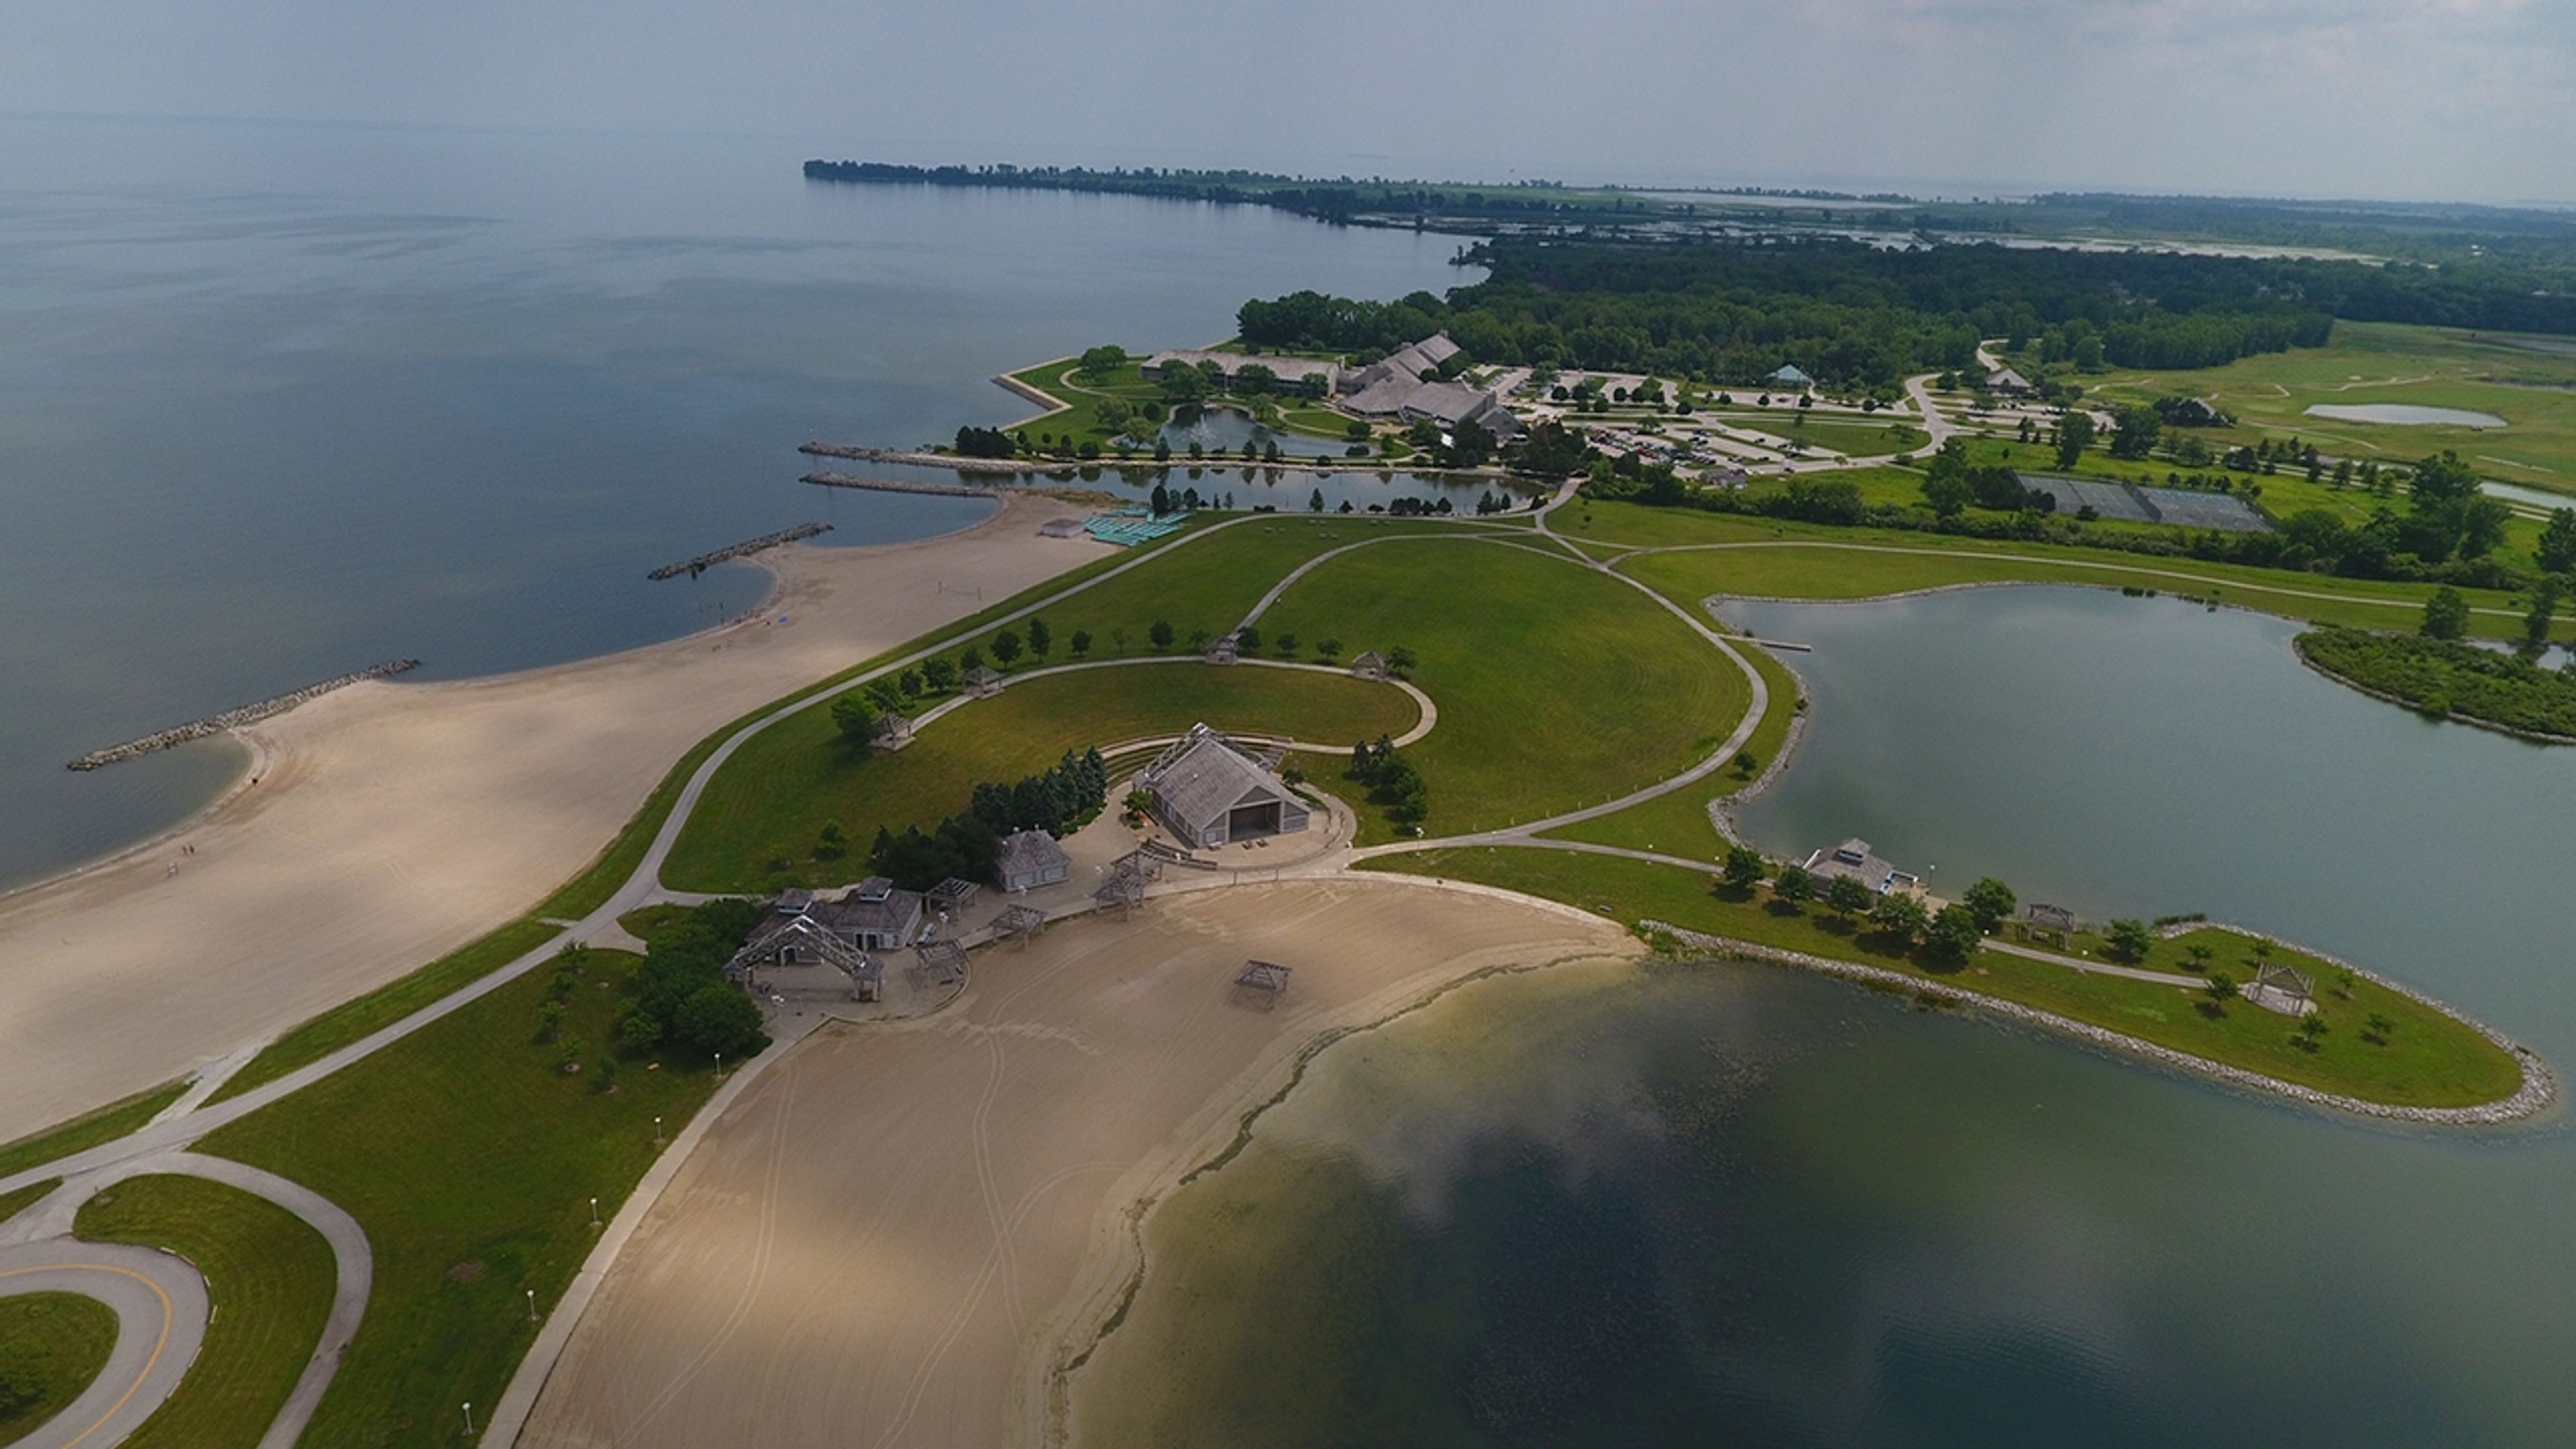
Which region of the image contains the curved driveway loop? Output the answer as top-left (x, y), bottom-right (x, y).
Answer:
top-left (0, 1241), bottom-right (207, 1449)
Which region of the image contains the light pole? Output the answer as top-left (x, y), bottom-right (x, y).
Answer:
top-left (714, 1052), bottom-right (723, 1082)
top-left (462, 1402), bottom-right (474, 1436)
top-left (589, 1195), bottom-right (600, 1228)
top-left (653, 1115), bottom-right (663, 1147)
top-left (527, 1288), bottom-right (538, 1322)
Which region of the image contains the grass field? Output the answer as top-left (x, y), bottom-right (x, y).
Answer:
top-left (74, 1175), bottom-right (335, 1449)
top-left (1554, 500), bottom-right (2551, 638)
top-left (1540, 635), bottom-right (1805, 858)
top-left (1262, 538), bottom-right (1749, 843)
top-left (2084, 322), bottom-right (2576, 492)
top-left (664, 662), bottom-right (1421, 892)
top-left (1371, 847), bottom-right (2525, 1108)
top-left (1002, 359), bottom-right (1161, 445)
top-left (0, 1183), bottom-right (56, 1231)
top-left (0, 1292), bottom-right (117, 1448)
top-left (199, 947), bottom-right (718, 1447)
top-left (0, 1083), bottom-right (186, 1183)
top-left (1760, 419), bottom-right (1926, 457)
top-left (211, 919), bottom-right (562, 1104)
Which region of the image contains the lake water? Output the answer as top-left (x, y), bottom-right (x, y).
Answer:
top-left (0, 117), bottom-right (1476, 891)
top-left (2306, 402), bottom-right (2509, 429)
top-left (1079, 587), bottom-right (2576, 1447)
top-left (2483, 480), bottom-right (2574, 512)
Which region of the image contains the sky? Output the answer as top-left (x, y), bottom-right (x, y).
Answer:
top-left (7, 0), bottom-right (2571, 204)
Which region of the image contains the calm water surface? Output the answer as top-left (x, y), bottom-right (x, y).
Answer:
top-left (1081, 588), bottom-right (2576, 1447)
top-left (0, 117), bottom-right (1476, 889)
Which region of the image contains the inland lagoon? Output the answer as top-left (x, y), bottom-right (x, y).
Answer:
top-left (2306, 402), bottom-right (2510, 428)
top-left (1071, 587), bottom-right (2576, 1448)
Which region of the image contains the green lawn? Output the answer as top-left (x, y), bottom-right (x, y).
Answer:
top-left (1003, 359), bottom-right (1163, 444)
top-left (1764, 419), bottom-right (1927, 457)
top-left (74, 1175), bottom-right (335, 1449)
top-left (198, 947), bottom-right (719, 1448)
top-left (0, 1082), bottom-right (186, 1183)
top-left (0, 1292), bottom-right (118, 1448)
top-left (1540, 635), bottom-right (1805, 858)
top-left (1260, 538), bottom-right (1749, 842)
top-left (1556, 501), bottom-right (2542, 637)
top-left (666, 661), bottom-right (1420, 892)
top-left (0, 1182), bottom-right (57, 1231)
top-left (1368, 847), bottom-right (2524, 1109)
top-left (211, 920), bottom-right (562, 1105)
top-left (2084, 321), bottom-right (2576, 492)
top-left (924, 515), bottom-right (1468, 688)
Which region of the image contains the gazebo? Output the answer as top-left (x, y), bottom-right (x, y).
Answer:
top-left (2021, 902), bottom-right (2078, 948)
top-left (1348, 651), bottom-right (1389, 680)
top-left (2247, 960), bottom-right (2316, 1016)
top-left (871, 713), bottom-right (914, 751)
top-left (928, 877), bottom-right (982, 912)
top-left (961, 663), bottom-right (1006, 698)
top-left (994, 902), bottom-right (1048, 948)
top-left (1093, 872), bottom-right (1147, 919)
top-left (1203, 634), bottom-right (1240, 665)
top-left (1232, 959), bottom-right (1293, 1008)
top-left (910, 938), bottom-right (968, 991)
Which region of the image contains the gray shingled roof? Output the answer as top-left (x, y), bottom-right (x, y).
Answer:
top-left (1145, 727), bottom-right (1291, 839)
top-left (1144, 350), bottom-right (1340, 389)
top-left (996, 828), bottom-right (1069, 880)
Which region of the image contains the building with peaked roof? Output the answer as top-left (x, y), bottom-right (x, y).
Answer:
top-left (1802, 838), bottom-right (1919, 895)
top-left (996, 828), bottom-right (1071, 893)
top-left (961, 663), bottom-right (1006, 697)
top-left (1348, 650), bottom-right (1389, 680)
top-left (1768, 364), bottom-right (1815, 392)
top-left (1139, 723), bottom-right (1311, 848)
top-left (1986, 366), bottom-right (2035, 396)
top-left (804, 876), bottom-right (928, 952)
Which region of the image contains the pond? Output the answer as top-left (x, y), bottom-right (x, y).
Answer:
top-left (1076, 584), bottom-right (2576, 1448)
top-left (2306, 402), bottom-right (2508, 429)
top-left (2483, 479), bottom-right (2575, 513)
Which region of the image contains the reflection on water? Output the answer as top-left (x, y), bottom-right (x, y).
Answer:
top-left (1077, 588), bottom-right (2576, 1447)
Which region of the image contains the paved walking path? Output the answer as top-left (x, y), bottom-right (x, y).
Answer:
top-left (0, 1240), bottom-right (207, 1449)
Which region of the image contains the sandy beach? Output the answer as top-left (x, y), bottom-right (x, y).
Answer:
top-left (515, 879), bottom-right (1637, 1449)
top-left (0, 493), bottom-right (1100, 1142)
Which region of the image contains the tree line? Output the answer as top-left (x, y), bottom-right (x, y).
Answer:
top-left (870, 747), bottom-right (1110, 889)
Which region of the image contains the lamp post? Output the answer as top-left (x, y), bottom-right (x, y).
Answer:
top-left (462, 1402), bottom-right (474, 1436)
top-left (527, 1288), bottom-right (538, 1322)
top-left (653, 1115), bottom-right (663, 1147)
top-left (589, 1195), bottom-right (600, 1228)
top-left (714, 1052), bottom-right (723, 1082)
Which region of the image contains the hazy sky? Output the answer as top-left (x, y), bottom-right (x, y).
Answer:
top-left (9, 0), bottom-right (2570, 203)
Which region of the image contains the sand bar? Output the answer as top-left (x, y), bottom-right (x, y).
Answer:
top-left (0, 493), bottom-right (1098, 1142)
top-left (516, 879), bottom-right (1636, 1449)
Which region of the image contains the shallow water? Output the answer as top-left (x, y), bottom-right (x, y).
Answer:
top-left (2306, 402), bottom-right (2508, 428)
top-left (0, 117), bottom-right (1474, 890)
top-left (1078, 587), bottom-right (2576, 1447)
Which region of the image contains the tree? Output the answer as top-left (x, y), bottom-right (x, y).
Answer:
top-left (2055, 411), bottom-right (2095, 469)
top-left (672, 984), bottom-right (769, 1061)
top-left (959, 647), bottom-right (983, 674)
top-left (1921, 466), bottom-right (1974, 518)
top-left (1961, 877), bottom-right (2017, 932)
top-left (2420, 586), bottom-right (2470, 641)
top-left (1387, 645), bottom-right (1418, 676)
top-left (1824, 875), bottom-right (1873, 920)
top-left (2365, 1011), bottom-right (2396, 1042)
top-left (1721, 845), bottom-right (1767, 892)
top-left (829, 694), bottom-right (877, 743)
top-left (1273, 632), bottom-right (1297, 657)
top-left (897, 669), bottom-right (923, 699)
top-left (922, 656), bottom-right (959, 693)
top-left (2106, 918), bottom-right (2153, 961)
top-left (2540, 508), bottom-right (2576, 574)
top-left (2523, 578), bottom-right (2560, 654)
top-left (1869, 892), bottom-right (1929, 943)
top-left (1772, 864), bottom-right (1814, 904)
top-left (1236, 627), bottom-right (1263, 655)
top-left (991, 629), bottom-right (1023, 665)
top-left (2185, 943), bottom-right (2215, 971)
top-left (1069, 629), bottom-right (1092, 659)
top-left (1148, 619), bottom-right (1176, 653)
top-left (1316, 637), bottom-right (1344, 661)
top-left (2295, 1013), bottom-right (2330, 1050)
top-left (1309, 487), bottom-right (1326, 513)
top-left (1075, 344), bottom-right (1128, 380)
top-left (2108, 405), bottom-right (2162, 460)
top-left (2205, 972), bottom-right (2239, 1005)
top-left (1027, 618), bottom-right (1053, 659)
top-left (1925, 904), bottom-right (1984, 961)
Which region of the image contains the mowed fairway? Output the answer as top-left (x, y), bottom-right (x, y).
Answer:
top-left (1258, 539), bottom-right (1750, 841)
top-left (2086, 321), bottom-right (2576, 490)
top-left (516, 880), bottom-right (1636, 1449)
top-left (663, 661), bottom-right (1420, 893)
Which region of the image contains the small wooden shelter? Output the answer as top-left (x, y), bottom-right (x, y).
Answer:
top-left (2248, 960), bottom-right (2316, 1016)
top-left (1094, 872), bottom-right (1146, 918)
top-left (2021, 902), bottom-right (2078, 948)
top-left (1348, 651), bottom-right (1388, 680)
top-left (1232, 959), bottom-right (1292, 1008)
top-left (910, 938), bottom-right (969, 991)
top-left (994, 903), bottom-right (1048, 948)
top-left (962, 663), bottom-right (1006, 698)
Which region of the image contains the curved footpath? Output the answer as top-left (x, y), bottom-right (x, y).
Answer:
top-left (0, 1242), bottom-right (205, 1449)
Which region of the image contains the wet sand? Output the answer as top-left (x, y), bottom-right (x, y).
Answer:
top-left (516, 879), bottom-right (1637, 1449)
top-left (0, 493), bottom-right (1099, 1141)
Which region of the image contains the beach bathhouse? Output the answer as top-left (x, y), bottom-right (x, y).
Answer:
top-left (996, 828), bottom-right (1071, 894)
top-left (1139, 723), bottom-right (1311, 849)
top-left (1802, 838), bottom-right (1920, 895)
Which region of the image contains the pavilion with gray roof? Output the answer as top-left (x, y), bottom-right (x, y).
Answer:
top-left (996, 828), bottom-right (1070, 894)
top-left (1802, 838), bottom-right (1919, 895)
top-left (1139, 723), bottom-right (1311, 849)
